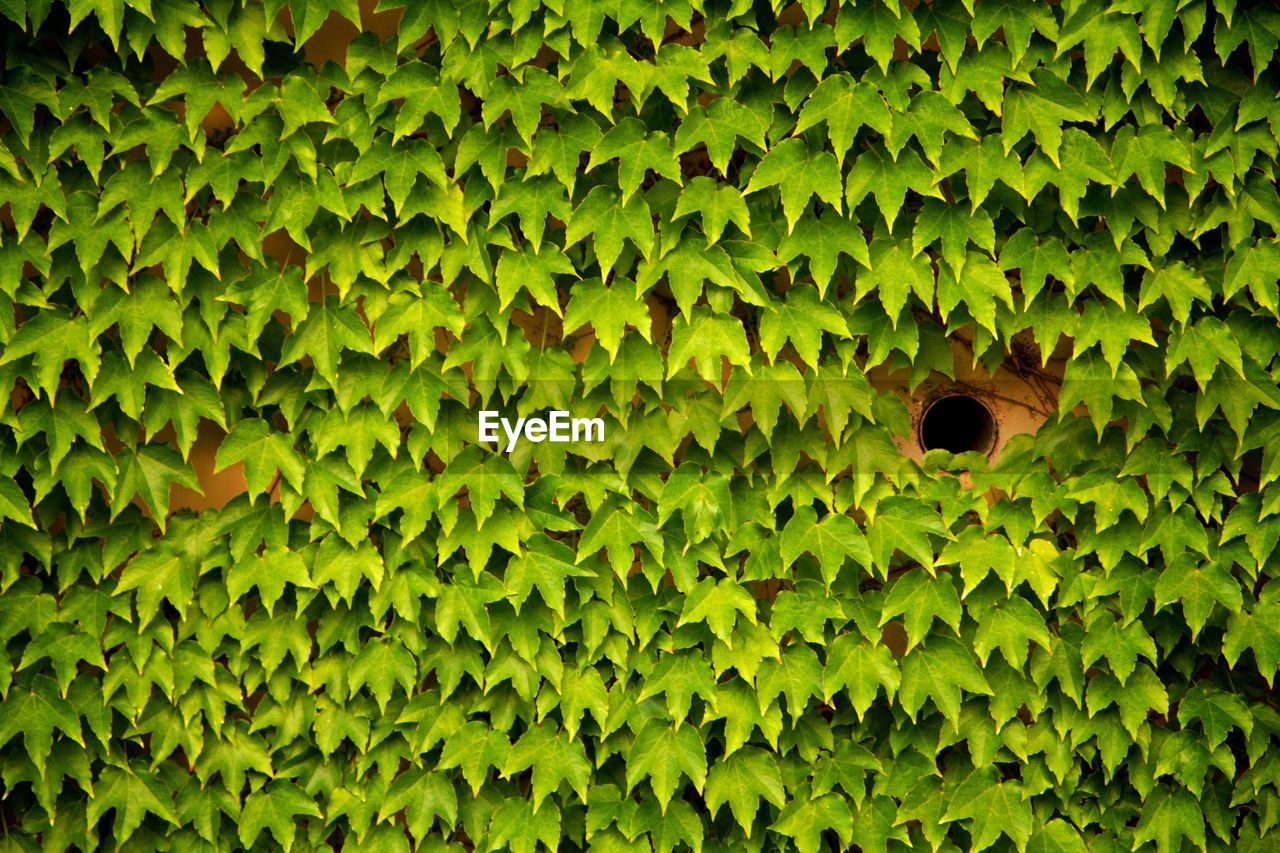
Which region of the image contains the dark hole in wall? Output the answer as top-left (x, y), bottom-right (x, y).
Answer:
top-left (919, 394), bottom-right (997, 455)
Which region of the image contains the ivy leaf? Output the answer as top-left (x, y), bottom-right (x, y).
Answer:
top-left (483, 68), bottom-right (563, 146)
top-left (941, 768), bottom-right (1032, 852)
top-left (771, 791), bottom-right (855, 853)
top-left (626, 721), bottom-right (707, 810)
top-left (1001, 72), bottom-right (1095, 165)
top-left (1131, 786), bottom-right (1207, 853)
top-left (1138, 261), bottom-right (1212, 327)
top-left (278, 298), bottom-right (375, 389)
top-left (846, 146), bottom-right (941, 230)
top-left (529, 114), bottom-right (603, 196)
top-left (673, 88), bottom-right (768, 174)
top-left (636, 652), bottom-right (718, 723)
top-left (794, 74), bottom-right (891, 165)
top-left (972, 596), bottom-right (1053, 667)
top-left (1000, 228), bottom-right (1074, 306)
top-left (1165, 316), bottom-right (1245, 386)
top-left (565, 186), bottom-right (655, 277)
top-left (744, 138), bottom-right (843, 232)
top-left (759, 284), bottom-right (850, 368)
top-left (0, 309), bottom-right (101, 402)
top-left (353, 637), bottom-right (417, 712)
top-left (0, 676), bottom-right (84, 777)
top-left (677, 577), bottom-right (757, 644)
top-left (563, 278), bottom-right (653, 362)
top-left (15, 397), bottom-right (104, 473)
top-left (1072, 299), bottom-right (1156, 377)
top-left (939, 250), bottom-right (1016, 341)
top-left (822, 635), bottom-right (901, 718)
top-left (673, 177), bottom-right (752, 246)
top-left (777, 213), bottom-right (870, 299)
top-left (666, 307), bottom-right (752, 382)
top-left (780, 505), bottom-right (871, 586)
top-left (86, 763), bottom-right (181, 845)
top-left (857, 238), bottom-right (935, 326)
top-left (439, 721), bottom-right (511, 796)
top-left (898, 637), bottom-right (992, 724)
top-left (587, 118), bottom-right (682, 202)
top-left (214, 420), bottom-right (307, 500)
top-left (225, 547), bottom-right (315, 616)
top-left (496, 246), bottom-right (576, 315)
top-left (758, 643), bottom-right (823, 721)
top-left (659, 463), bottom-right (732, 543)
top-left (1058, 354), bottom-right (1145, 436)
top-left (0, 475), bottom-right (35, 528)
top-left (110, 445), bottom-right (202, 530)
top-left (704, 747), bottom-right (787, 837)
top-left (504, 534), bottom-right (591, 617)
top-left (866, 496), bottom-right (948, 575)
top-left (913, 198), bottom-right (995, 276)
top-left (116, 545), bottom-right (195, 625)
top-left (489, 175), bottom-right (572, 250)
top-left (880, 570), bottom-right (962, 651)
top-left (886, 91), bottom-right (977, 165)
top-left (238, 779), bottom-right (323, 850)
top-left (1154, 554), bottom-right (1242, 641)
top-left (504, 726), bottom-right (591, 810)
top-left (1223, 601), bottom-right (1280, 684)
top-left (836, 2), bottom-right (922, 72)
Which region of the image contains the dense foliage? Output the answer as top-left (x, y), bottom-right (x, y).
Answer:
top-left (3, 0), bottom-right (1280, 849)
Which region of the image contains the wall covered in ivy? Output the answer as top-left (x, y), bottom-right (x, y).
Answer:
top-left (2, 0), bottom-right (1280, 849)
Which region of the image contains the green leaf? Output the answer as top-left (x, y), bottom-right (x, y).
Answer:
top-left (214, 420), bottom-right (307, 500)
top-left (504, 534), bottom-right (592, 617)
top-left (1131, 785), bottom-right (1206, 853)
top-left (941, 768), bottom-right (1032, 852)
top-left (226, 546), bottom-right (314, 615)
top-left (759, 283), bottom-right (851, 368)
top-left (1153, 553), bottom-right (1243, 641)
top-left (1138, 262), bottom-right (1212, 327)
top-left (1224, 600), bottom-right (1280, 684)
top-left (880, 570), bottom-right (962, 651)
top-left (866, 496), bottom-right (948, 575)
top-left (0, 676), bottom-right (84, 777)
top-left (626, 721), bottom-right (707, 810)
top-left (666, 308), bottom-right (752, 382)
top-left (496, 245), bottom-right (576, 315)
top-left (87, 763), bottom-right (181, 845)
top-left (503, 725), bottom-right (591, 809)
top-left (658, 463), bottom-right (733, 543)
top-left (704, 747), bottom-right (786, 837)
top-left (238, 779), bottom-right (323, 850)
top-left (780, 505), bottom-right (871, 586)
top-left (673, 88), bottom-right (768, 174)
top-left (565, 186), bottom-right (655, 276)
top-left (677, 577), bottom-right (757, 644)
top-left (587, 118), bottom-right (682, 202)
top-left (563, 278), bottom-right (654, 362)
top-left (0, 309), bottom-right (101, 402)
top-left (898, 637), bottom-right (992, 724)
top-left (1165, 316), bottom-right (1245, 386)
top-left (972, 596), bottom-right (1052, 667)
top-left (794, 74), bottom-right (891, 165)
top-left (116, 545), bottom-right (194, 625)
top-left (0, 475), bottom-right (35, 528)
top-left (673, 177), bottom-right (752, 246)
top-left (822, 634), bottom-right (901, 718)
top-left (744, 138), bottom-right (843, 232)
top-left (277, 298), bottom-right (375, 389)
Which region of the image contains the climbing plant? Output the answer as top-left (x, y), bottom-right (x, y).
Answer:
top-left (2, 0), bottom-right (1280, 849)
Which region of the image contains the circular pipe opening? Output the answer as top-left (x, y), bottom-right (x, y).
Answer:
top-left (918, 394), bottom-right (997, 455)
